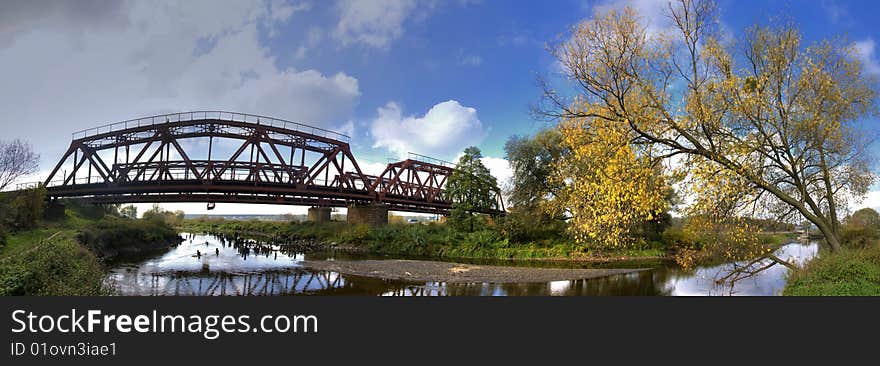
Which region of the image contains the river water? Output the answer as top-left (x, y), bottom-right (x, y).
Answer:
top-left (106, 233), bottom-right (820, 296)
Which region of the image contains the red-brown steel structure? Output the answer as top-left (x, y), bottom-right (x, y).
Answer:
top-left (42, 111), bottom-right (505, 215)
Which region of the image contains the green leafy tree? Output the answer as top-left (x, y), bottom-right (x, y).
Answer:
top-left (504, 129), bottom-right (565, 215)
top-left (2, 186), bottom-right (46, 231)
top-left (447, 146), bottom-right (499, 212)
top-left (446, 147), bottom-right (501, 232)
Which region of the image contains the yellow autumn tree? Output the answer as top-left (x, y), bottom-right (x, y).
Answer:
top-left (545, 104), bottom-right (670, 248)
top-left (539, 0), bottom-right (877, 252)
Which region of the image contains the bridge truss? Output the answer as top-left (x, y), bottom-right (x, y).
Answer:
top-left (42, 111), bottom-right (504, 215)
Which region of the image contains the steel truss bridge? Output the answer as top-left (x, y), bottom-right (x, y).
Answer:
top-left (41, 111), bottom-right (504, 215)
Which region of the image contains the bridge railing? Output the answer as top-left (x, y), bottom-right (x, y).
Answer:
top-left (45, 173), bottom-right (345, 190)
top-left (71, 111), bottom-right (350, 142)
top-left (407, 152), bottom-right (455, 168)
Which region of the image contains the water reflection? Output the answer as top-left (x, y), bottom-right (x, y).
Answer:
top-left (106, 233), bottom-right (819, 296)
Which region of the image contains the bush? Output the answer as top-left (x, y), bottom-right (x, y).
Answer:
top-left (496, 208), bottom-right (567, 243)
top-left (841, 226), bottom-right (879, 249)
top-left (784, 249), bottom-right (880, 296)
top-left (0, 187), bottom-right (46, 231)
top-left (840, 208), bottom-right (880, 249)
top-left (660, 226), bottom-right (696, 249)
top-left (77, 217), bottom-right (180, 260)
top-left (339, 224), bottom-right (371, 243)
top-left (0, 234), bottom-right (106, 296)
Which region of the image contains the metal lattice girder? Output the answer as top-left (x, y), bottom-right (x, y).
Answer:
top-left (43, 111), bottom-right (505, 215)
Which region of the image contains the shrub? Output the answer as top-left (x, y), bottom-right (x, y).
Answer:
top-left (660, 226), bottom-right (695, 249)
top-left (0, 187), bottom-right (46, 231)
top-left (840, 208), bottom-right (880, 249)
top-left (0, 235), bottom-right (106, 296)
top-left (339, 224), bottom-right (371, 243)
top-left (77, 217), bottom-right (180, 260)
top-left (784, 249), bottom-right (880, 296)
top-left (496, 209), bottom-right (567, 243)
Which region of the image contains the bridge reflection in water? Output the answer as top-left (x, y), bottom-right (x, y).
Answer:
top-left (105, 233), bottom-right (670, 296)
top-left (107, 266), bottom-right (670, 296)
top-left (106, 232), bottom-right (817, 296)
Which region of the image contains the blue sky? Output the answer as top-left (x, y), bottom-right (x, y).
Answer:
top-left (1, 0), bottom-right (879, 214)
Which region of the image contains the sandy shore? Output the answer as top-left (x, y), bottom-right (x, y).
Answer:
top-left (300, 259), bottom-right (647, 283)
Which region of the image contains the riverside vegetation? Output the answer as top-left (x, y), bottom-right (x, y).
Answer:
top-left (783, 208), bottom-right (880, 295)
top-left (3, 0), bottom-right (879, 296)
top-left (0, 187), bottom-right (181, 295)
top-left (180, 211), bottom-right (797, 263)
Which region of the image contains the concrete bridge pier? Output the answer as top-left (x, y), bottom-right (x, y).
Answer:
top-left (307, 207), bottom-right (332, 223)
top-left (347, 203), bottom-right (388, 227)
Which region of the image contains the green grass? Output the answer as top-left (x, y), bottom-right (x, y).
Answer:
top-left (1, 204), bottom-right (181, 296)
top-left (0, 207), bottom-right (95, 258)
top-left (783, 247), bottom-right (880, 296)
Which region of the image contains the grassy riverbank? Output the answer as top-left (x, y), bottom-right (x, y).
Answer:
top-left (180, 218), bottom-right (796, 262)
top-left (783, 209), bottom-right (880, 296)
top-left (783, 247), bottom-right (880, 296)
top-left (0, 201), bottom-right (181, 295)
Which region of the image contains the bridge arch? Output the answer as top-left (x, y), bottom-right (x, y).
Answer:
top-left (43, 111), bottom-right (504, 215)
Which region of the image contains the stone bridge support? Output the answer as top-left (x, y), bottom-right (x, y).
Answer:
top-left (346, 203), bottom-right (388, 227)
top-left (307, 207), bottom-right (332, 223)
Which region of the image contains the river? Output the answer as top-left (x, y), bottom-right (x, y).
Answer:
top-left (106, 233), bottom-right (820, 296)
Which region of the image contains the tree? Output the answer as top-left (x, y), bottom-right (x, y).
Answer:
top-left (539, 0), bottom-right (877, 252)
top-left (0, 139), bottom-right (40, 191)
top-left (2, 186), bottom-right (46, 231)
top-left (142, 204), bottom-right (184, 225)
top-left (504, 129), bottom-right (565, 214)
top-left (446, 146), bottom-right (500, 213)
top-left (841, 207), bottom-right (880, 248)
top-left (846, 208), bottom-right (880, 228)
top-left (120, 205), bottom-right (138, 220)
top-left (546, 114), bottom-right (672, 247)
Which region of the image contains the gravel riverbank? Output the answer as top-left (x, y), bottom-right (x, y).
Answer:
top-left (300, 259), bottom-right (647, 283)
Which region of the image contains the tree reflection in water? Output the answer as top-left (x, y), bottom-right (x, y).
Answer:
top-left (107, 234), bottom-right (818, 296)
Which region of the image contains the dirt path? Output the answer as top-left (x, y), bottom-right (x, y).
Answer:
top-left (300, 259), bottom-right (647, 283)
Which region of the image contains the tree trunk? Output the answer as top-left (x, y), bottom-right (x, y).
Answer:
top-left (813, 218), bottom-right (842, 252)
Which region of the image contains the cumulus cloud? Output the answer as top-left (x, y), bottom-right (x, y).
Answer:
top-left (333, 0), bottom-right (424, 49)
top-left (851, 190), bottom-right (880, 213)
top-left (852, 39), bottom-right (880, 76)
top-left (480, 156), bottom-right (513, 190)
top-left (369, 100), bottom-right (488, 160)
top-left (0, 0), bottom-right (361, 171)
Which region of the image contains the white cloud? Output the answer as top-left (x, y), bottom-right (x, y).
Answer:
top-left (821, 0), bottom-right (850, 24)
top-left (333, 0), bottom-right (424, 49)
top-left (0, 0), bottom-right (361, 173)
top-left (590, 0), bottom-right (674, 37)
top-left (852, 39), bottom-right (880, 76)
top-left (457, 49), bottom-right (483, 66)
top-left (480, 156), bottom-right (513, 190)
top-left (852, 190), bottom-right (880, 212)
top-left (369, 100), bottom-right (488, 160)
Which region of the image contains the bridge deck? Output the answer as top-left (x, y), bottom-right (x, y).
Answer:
top-left (42, 111), bottom-right (504, 215)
